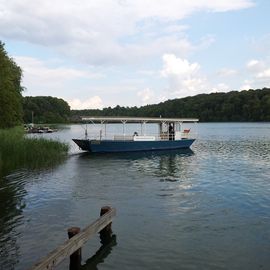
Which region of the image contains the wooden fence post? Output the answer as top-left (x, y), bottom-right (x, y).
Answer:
top-left (29, 206), bottom-right (116, 270)
top-left (68, 227), bottom-right (81, 270)
top-left (99, 206), bottom-right (113, 244)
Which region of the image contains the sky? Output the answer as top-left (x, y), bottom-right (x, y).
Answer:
top-left (1, 0), bottom-right (270, 109)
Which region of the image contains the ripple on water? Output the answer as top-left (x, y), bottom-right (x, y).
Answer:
top-left (1, 123), bottom-right (270, 270)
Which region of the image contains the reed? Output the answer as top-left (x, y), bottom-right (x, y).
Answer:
top-left (0, 127), bottom-right (69, 177)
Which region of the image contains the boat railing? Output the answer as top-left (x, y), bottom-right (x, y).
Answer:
top-left (84, 130), bottom-right (196, 141)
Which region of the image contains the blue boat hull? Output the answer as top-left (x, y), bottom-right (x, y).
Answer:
top-left (72, 139), bottom-right (195, 153)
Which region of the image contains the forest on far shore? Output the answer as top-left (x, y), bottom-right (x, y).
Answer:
top-left (71, 88), bottom-right (270, 122)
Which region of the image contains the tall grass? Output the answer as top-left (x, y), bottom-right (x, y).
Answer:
top-left (0, 127), bottom-right (69, 177)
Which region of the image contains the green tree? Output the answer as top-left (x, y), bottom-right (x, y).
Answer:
top-left (23, 96), bottom-right (70, 123)
top-left (0, 41), bottom-right (24, 128)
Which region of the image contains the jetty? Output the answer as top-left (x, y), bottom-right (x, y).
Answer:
top-left (29, 206), bottom-right (116, 270)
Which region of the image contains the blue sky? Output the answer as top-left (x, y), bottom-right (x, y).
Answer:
top-left (1, 0), bottom-right (270, 109)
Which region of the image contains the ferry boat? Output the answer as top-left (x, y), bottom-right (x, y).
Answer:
top-left (73, 117), bottom-right (198, 153)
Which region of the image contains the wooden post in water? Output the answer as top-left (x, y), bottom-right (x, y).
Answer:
top-left (99, 206), bottom-right (113, 244)
top-left (68, 227), bottom-right (81, 270)
top-left (29, 206), bottom-right (116, 270)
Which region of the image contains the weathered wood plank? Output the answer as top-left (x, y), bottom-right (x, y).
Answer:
top-left (29, 207), bottom-right (116, 270)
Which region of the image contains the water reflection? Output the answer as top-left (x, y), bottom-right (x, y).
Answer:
top-left (0, 165), bottom-right (72, 269)
top-left (0, 171), bottom-right (27, 269)
top-left (72, 149), bottom-right (198, 217)
top-left (77, 148), bottom-right (194, 180)
top-left (131, 150), bottom-right (195, 181)
top-left (81, 234), bottom-right (117, 270)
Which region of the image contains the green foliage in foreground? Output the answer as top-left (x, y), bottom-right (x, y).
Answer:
top-left (71, 88), bottom-right (270, 122)
top-left (0, 42), bottom-right (24, 128)
top-left (0, 127), bottom-right (69, 177)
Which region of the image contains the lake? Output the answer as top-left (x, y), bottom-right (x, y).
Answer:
top-left (0, 123), bottom-right (270, 270)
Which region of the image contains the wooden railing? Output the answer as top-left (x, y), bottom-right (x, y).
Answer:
top-left (29, 206), bottom-right (116, 270)
top-left (85, 131), bottom-right (195, 141)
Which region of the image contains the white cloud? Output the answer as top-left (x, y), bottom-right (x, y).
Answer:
top-left (13, 56), bottom-right (103, 97)
top-left (245, 59), bottom-right (270, 83)
top-left (137, 88), bottom-right (155, 104)
top-left (238, 59), bottom-right (270, 90)
top-left (137, 69), bottom-right (157, 76)
top-left (250, 60), bottom-right (270, 79)
top-left (257, 69), bottom-right (270, 79)
top-left (161, 54), bottom-right (200, 77)
top-left (160, 53), bottom-right (207, 97)
top-left (211, 83), bottom-right (230, 92)
top-left (0, 0), bottom-right (254, 65)
top-left (181, 77), bottom-right (205, 92)
top-left (251, 34), bottom-right (270, 55)
top-left (217, 68), bottom-right (238, 77)
top-left (163, 24), bottom-right (189, 34)
top-left (160, 54), bottom-right (239, 99)
top-left (15, 56), bottom-right (102, 82)
top-left (240, 80), bottom-right (253, 90)
top-left (69, 96), bottom-right (104, 110)
top-left (247, 59), bottom-right (260, 68)
top-left (246, 59), bottom-right (265, 71)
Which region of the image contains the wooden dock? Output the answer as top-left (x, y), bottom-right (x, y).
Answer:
top-left (29, 206), bottom-right (116, 270)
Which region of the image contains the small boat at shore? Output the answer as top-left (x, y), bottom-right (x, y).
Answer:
top-left (73, 117), bottom-right (198, 153)
top-left (25, 125), bottom-right (57, 134)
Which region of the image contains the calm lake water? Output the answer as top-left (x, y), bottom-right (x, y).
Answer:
top-left (0, 123), bottom-right (270, 270)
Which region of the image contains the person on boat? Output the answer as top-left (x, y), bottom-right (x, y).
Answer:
top-left (169, 123), bottom-right (175, 140)
top-left (133, 131), bottom-right (138, 136)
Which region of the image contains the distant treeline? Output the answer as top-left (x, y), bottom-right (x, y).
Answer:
top-left (23, 96), bottom-right (70, 124)
top-left (22, 88), bottom-right (270, 124)
top-left (71, 88), bottom-right (270, 122)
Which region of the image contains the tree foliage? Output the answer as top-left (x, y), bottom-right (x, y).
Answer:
top-left (71, 88), bottom-right (270, 122)
top-left (0, 41), bottom-right (24, 128)
top-left (23, 96), bottom-right (70, 124)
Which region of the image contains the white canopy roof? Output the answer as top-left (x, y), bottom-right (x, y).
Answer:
top-left (81, 116), bottom-right (199, 123)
